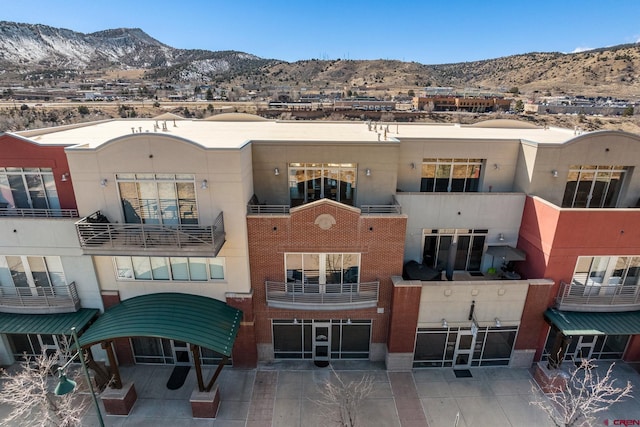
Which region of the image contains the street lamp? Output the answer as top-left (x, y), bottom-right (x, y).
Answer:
top-left (54, 326), bottom-right (105, 427)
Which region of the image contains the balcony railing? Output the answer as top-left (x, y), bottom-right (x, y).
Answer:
top-left (265, 280), bottom-right (379, 310)
top-left (0, 207), bottom-right (79, 218)
top-left (556, 281), bottom-right (640, 312)
top-left (75, 211), bottom-right (225, 256)
top-left (247, 194), bottom-right (402, 215)
top-left (361, 195), bottom-right (402, 214)
top-left (0, 282), bottom-right (81, 314)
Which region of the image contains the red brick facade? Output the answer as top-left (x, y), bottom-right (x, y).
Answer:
top-left (247, 200), bottom-right (407, 356)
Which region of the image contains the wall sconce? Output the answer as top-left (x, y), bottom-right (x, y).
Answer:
top-left (346, 318), bottom-right (352, 325)
top-left (441, 318), bottom-right (448, 328)
top-left (274, 168), bottom-right (280, 176)
top-left (495, 318), bottom-right (502, 328)
top-left (100, 179), bottom-right (108, 187)
top-left (552, 170), bottom-right (558, 178)
top-left (293, 318), bottom-right (299, 325)
top-left (498, 233), bottom-right (505, 242)
top-left (365, 168), bottom-right (371, 177)
top-left (410, 162), bottom-right (416, 170)
top-left (61, 173), bottom-right (69, 182)
top-left (493, 163), bottom-right (499, 170)
top-left (201, 179), bottom-right (208, 189)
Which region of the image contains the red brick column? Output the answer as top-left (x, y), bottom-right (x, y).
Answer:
top-left (386, 279), bottom-right (421, 370)
top-left (100, 291), bottom-right (135, 366)
top-left (226, 292), bottom-right (258, 368)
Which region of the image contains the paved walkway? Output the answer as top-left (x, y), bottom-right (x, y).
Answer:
top-left (2, 360), bottom-right (640, 426)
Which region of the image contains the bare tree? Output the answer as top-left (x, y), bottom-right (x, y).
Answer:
top-left (312, 366), bottom-right (375, 427)
top-left (531, 359), bottom-right (633, 427)
top-left (0, 346), bottom-right (88, 427)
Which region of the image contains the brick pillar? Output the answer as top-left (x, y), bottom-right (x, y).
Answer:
top-left (386, 278), bottom-right (421, 371)
top-left (226, 292), bottom-right (258, 368)
top-left (100, 291), bottom-right (135, 366)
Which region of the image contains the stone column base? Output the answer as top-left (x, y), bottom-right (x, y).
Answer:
top-left (101, 382), bottom-right (137, 415)
top-left (532, 361), bottom-right (568, 393)
top-left (190, 385), bottom-right (220, 418)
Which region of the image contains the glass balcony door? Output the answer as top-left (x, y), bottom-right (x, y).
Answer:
top-left (289, 163), bottom-right (356, 206)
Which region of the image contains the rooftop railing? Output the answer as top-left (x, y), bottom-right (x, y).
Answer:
top-left (0, 207), bottom-right (78, 218)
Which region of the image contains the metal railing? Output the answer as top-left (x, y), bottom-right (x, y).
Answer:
top-left (265, 280), bottom-right (379, 309)
top-left (75, 211), bottom-right (225, 254)
top-left (0, 207), bottom-right (78, 218)
top-left (360, 195), bottom-right (402, 214)
top-left (0, 281), bottom-right (80, 313)
top-left (556, 281), bottom-right (640, 312)
top-left (247, 194), bottom-right (402, 215)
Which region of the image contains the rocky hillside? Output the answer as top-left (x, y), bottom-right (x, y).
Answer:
top-left (0, 21), bottom-right (639, 98)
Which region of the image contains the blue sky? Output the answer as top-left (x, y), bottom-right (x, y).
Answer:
top-left (3, 0), bottom-right (639, 65)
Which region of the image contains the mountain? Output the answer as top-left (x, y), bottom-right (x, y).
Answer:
top-left (0, 21), bottom-right (275, 79)
top-left (0, 21), bottom-right (639, 98)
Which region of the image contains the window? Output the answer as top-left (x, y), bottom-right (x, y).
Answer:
top-left (0, 256), bottom-right (66, 288)
top-left (423, 229), bottom-right (487, 271)
top-left (562, 165), bottom-right (627, 208)
top-left (572, 256), bottom-right (640, 287)
top-left (285, 253), bottom-right (360, 292)
top-left (0, 167), bottom-right (60, 210)
top-left (114, 256), bottom-right (225, 281)
top-left (421, 159), bottom-right (482, 192)
top-left (9, 334), bottom-right (66, 359)
top-left (116, 173), bottom-right (197, 224)
top-left (288, 163), bottom-right (356, 206)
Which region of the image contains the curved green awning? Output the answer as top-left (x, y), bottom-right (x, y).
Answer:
top-left (0, 309), bottom-right (98, 335)
top-left (78, 293), bottom-right (242, 357)
top-left (545, 308), bottom-right (640, 336)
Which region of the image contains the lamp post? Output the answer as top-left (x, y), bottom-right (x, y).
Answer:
top-left (54, 326), bottom-right (105, 427)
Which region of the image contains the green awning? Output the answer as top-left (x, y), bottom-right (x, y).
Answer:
top-left (0, 309), bottom-right (99, 335)
top-left (545, 308), bottom-right (640, 336)
top-left (78, 293), bottom-right (242, 357)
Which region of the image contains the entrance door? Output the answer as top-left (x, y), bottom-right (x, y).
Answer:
top-left (172, 340), bottom-right (192, 365)
top-left (574, 335), bottom-right (596, 361)
top-left (453, 330), bottom-right (475, 368)
top-left (313, 323), bottom-right (331, 363)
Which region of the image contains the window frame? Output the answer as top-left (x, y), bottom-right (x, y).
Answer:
top-left (420, 158), bottom-right (483, 193)
top-left (285, 252), bottom-right (360, 293)
top-left (0, 167), bottom-right (60, 210)
top-left (113, 256), bottom-right (225, 282)
top-left (561, 165), bottom-right (627, 208)
top-left (0, 255), bottom-right (66, 289)
top-left (422, 229), bottom-right (487, 272)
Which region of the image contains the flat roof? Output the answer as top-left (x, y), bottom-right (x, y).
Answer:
top-left (14, 116), bottom-right (578, 150)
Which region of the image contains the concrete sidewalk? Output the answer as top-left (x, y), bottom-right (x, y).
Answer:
top-left (16, 360), bottom-right (640, 426)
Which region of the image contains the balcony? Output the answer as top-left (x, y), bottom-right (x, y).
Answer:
top-left (246, 195), bottom-right (402, 215)
top-left (0, 207), bottom-right (79, 218)
top-left (0, 282), bottom-right (81, 314)
top-left (75, 211), bottom-right (225, 256)
top-left (265, 280), bottom-right (379, 310)
top-left (556, 281), bottom-right (640, 312)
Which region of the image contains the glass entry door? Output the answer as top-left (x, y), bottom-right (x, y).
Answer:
top-left (313, 323), bottom-right (331, 363)
top-left (574, 335), bottom-right (596, 361)
top-left (453, 330), bottom-right (475, 368)
top-left (172, 340), bottom-right (192, 366)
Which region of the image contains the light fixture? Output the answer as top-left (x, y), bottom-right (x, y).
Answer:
top-left (201, 179), bottom-right (208, 189)
top-left (100, 178), bottom-right (108, 187)
top-left (293, 318), bottom-right (299, 325)
top-left (441, 318), bottom-right (448, 328)
top-left (498, 233), bottom-right (505, 242)
top-left (55, 327), bottom-right (105, 426)
top-left (493, 163), bottom-right (499, 170)
top-left (61, 172), bottom-right (69, 182)
top-left (552, 170), bottom-right (558, 178)
top-left (495, 317), bottom-right (502, 328)
top-left (410, 162), bottom-right (416, 169)
top-left (346, 318), bottom-right (352, 325)
top-left (274, 168), bottom-right (280, 176)
top-left (365, 168), bottom-right (371, 176)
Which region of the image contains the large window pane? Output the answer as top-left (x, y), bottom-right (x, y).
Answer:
top-left (0, 257), bottom-right (13, 287)
top-left (170, 257), bottom-right (189, 280)
top-left (7, 256), bottom-right (28, 287)
top-left (482, 331), bottom-right (516, 360)
top-left (114, 256), bottom-right (133, 280)
top-left (341, 325), bottom-right (370, 352)
top-left (44, 257), bottom-right (65, 287)
top-left (273, 325), bottom-right (303, 352)
top-left (414, 332), bottom-right (447, 361)
top-left (188, 258), bottom-right (207, 281)
top-left (7, 175), bottom-right (29, 208)
top-left (209, 259), bottom-right (224, 279)
top-left (132, 257), bottom-right (152, 280)
top-left (150, 257), bottom-right (170, 280)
